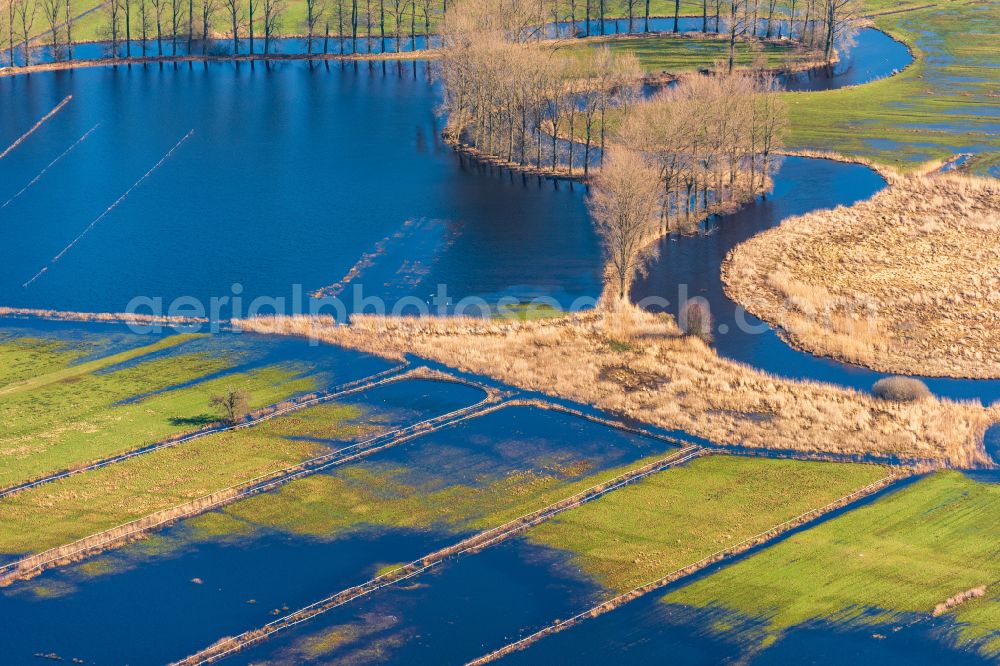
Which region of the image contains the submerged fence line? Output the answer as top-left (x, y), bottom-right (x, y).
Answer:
top-left (1, 124), bottom-right (101, 210)
top-left (0, 370), bottom-right (503, 587)
top-left (23, 128), bottom-right (195, 288)
top-left (0, 95), bottom-right (72, 161)
top-left (0, 361), bottom-right (412, 502)
top-left (465, 472), bottom-right (906, 664)
top-left (171, 444), bottom-right (705, 665)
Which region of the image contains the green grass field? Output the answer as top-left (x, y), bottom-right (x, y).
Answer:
top-left (784, 1), bottom-right (1000, 174)
top-left (0, 400), bottom-right (372, 555)
top-left (664, 471), bottom-right (1000, 658)
top-left (525, 456), bottom-right (890, 592)
top-left (0, 333), bottom-right (318, 490)
top-left (209, 451), bottom-right (673, 538)
top-left (562, 35), bottom-right (818, 75)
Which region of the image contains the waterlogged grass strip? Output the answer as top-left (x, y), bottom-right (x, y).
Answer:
top-left (0, 372), bottom-right (498, 586)
top-left (169, 445), bottom-right (704, 666)
top-left (0, 333), bottom-right (200, 398)
top-left (465, 469), bottom-right (905, 665)
top-left (0, 361), bottom-right (411, 501)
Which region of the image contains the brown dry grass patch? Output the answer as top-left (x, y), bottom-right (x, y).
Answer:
top-left (723, 172), bottom-right (1000, 379)
top-left (237, 307), bottom-right (995, 468)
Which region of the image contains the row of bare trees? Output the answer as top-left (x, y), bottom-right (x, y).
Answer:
top-left (2, 0), bottom-right (860, 67)
top-left (0, 0), bottom-right (446, 65)
top-left (591, 69), bottom-right (787, 301)
top-left (439, 0), bottom-right (642, 177)
top-left (2, 0), bottom-right (65, 65)
top-left (620, 68), bottom-right (786, 232)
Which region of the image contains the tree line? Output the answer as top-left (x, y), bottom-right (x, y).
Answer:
top-left (2, 0), bottom-right (859, 68)
top-left (439, 0), bottom-right (643, 177)
top-left (0, 0), bottom-right (449, 65)
top-left (590, 68), bottom-right (786, 302)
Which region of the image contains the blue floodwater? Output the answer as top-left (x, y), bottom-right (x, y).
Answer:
top-left (0, 377), bottom-right (486, 664)
top-left (0, 317), bottom-right (394, 393)
top-left (0, 403), bottom-right (674, 663)
top-left (234, 537), bottom-right (604, 665)
top-left (631, 156), bottom-right (1000, 403)
top-left (496, 591), bottom-right (996, 666)
top-left (0, 62), bottom-right (599, 313)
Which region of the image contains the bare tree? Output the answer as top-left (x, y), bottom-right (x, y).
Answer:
top-left (822, 0), bottom-right (860, 62)
top-left (104, 0), bottom-right (122, 58)
top-left (589, 148), bottom-right (662, 302)
top-left (41, 0), bottom-right (63, 61)
top-left (201, 0), bottom-right (216, 53)
top-left (763, 0), bottom-right (776, 37)
top-left (418, 0), bottom-right (431, 45)
top-left (260, 0), bottom-right (284, 53)
top-left (222, 0), bottom-right (240, 53)
top-left (210, 387), bottom-right (250, 424)
top-left (137, 0), bottom-right (151, 55)
top-left (65, 0), bottom-right (73, 58)
top-left (122, 0), bottom-right (131, 57)
top-left (389, 0), bottom-right (403, 51)
top-left (149, 0), bottom-right (163, 58)
top-left (304, 0), bottom-right (323, 53)
top-left (1, 0), bottom-right (9, 67)
top-left (248, 0), bottom-right (254, 53)
top-left (726, 0), bottom-right (749, 71)
top-left (170, 0), bottom-right (184, 54)
top-left (13, 0), bottom-right (37, 66)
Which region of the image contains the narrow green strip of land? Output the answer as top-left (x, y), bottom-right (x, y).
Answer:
top-left (525, 456), bottom-right (890, 592)
top-left (0, 401), bottom-right (368, 556)
top-left (562, 35), bottom-right (818, 75)
top-left (0, 339), bottom-right (319, 489)
top-left (0, 333), bottom-right (197, 397)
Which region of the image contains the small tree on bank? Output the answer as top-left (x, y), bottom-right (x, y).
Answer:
top-left (589, 148), bottom-right (661, 303)
top-left (210, 387), bottom-right (250, 425)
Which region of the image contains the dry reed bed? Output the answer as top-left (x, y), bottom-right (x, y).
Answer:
top-left (723, 173), bottom-right (1000, 379)
top-left (237, 310), bottom-right (995, 468)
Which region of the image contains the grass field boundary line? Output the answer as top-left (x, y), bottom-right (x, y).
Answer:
top-left (464, 471), bottom-right (905, 664)
top-left (864, 3), bottom-right (936, 18)
top-left (0, 378), bottom-right (503, 586)
top-left (0, 361), bottom-right (413, 501)
top-left (170, 445), bottom-right (704, 665)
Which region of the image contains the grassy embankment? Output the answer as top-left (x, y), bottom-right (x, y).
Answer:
top-left (525, 456), bottom-right (890, 592)
top-left (0, 332), bottom-right (318, 490)
top-left (785, 0), bottom-right (1000, 175)
top-left (664, 470), bottom-right (1000, 658)
top-left (0, 398), bottom-right (370, 556)
top-left (723, 172), bottom-right (1000, 378)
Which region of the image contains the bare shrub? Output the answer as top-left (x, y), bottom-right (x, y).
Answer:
top-left (681, 299), bottom-right (713, 342)
top-left (933, 586), bottom-right (987, 616)
top-left (872, 377), bottom-right (931, 403)
top-left (210, 387), bottom-right (250, 424)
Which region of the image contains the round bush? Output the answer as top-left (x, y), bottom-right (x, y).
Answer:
top-left (872, 376), bottom-right (932, 402)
